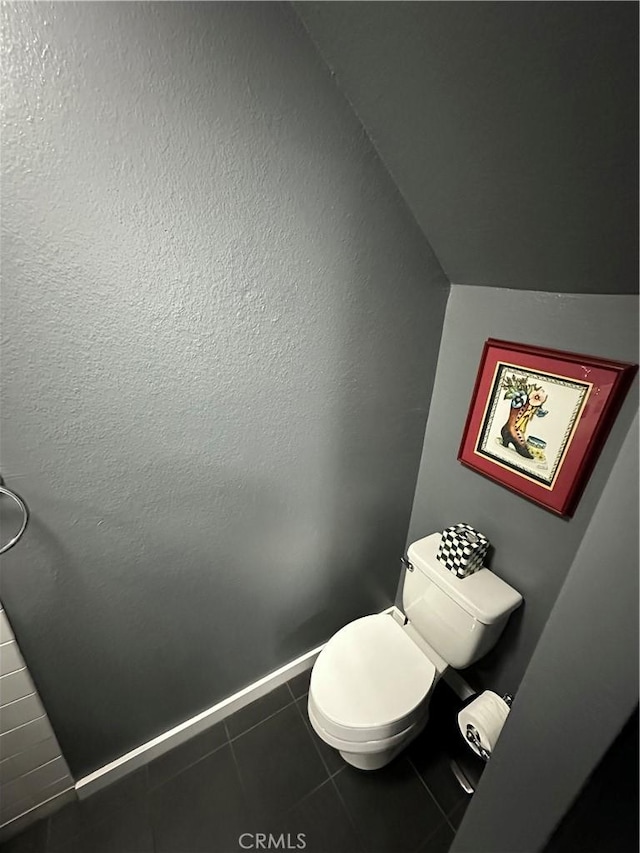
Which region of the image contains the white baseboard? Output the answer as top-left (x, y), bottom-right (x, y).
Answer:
top-left (75, 604), bottom-right (474, 800)
top-left (75, 640), bottom-right (326, 799)
top-left (0, 786), bottom-right (76, 843)
top-left (76, 608), bottom-right (391, 799)
top-left (443, 668), bottom-right (476, 701)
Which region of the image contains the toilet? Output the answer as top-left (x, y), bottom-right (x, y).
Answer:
top-left (307, 532), bottom-right (522, 770)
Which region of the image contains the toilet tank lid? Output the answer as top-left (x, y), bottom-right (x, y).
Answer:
top-left (407, 533), bottom-right (523, 625)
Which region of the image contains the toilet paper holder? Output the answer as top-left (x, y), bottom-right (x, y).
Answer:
top-left (465, 724), bottom-right (491, 762)
top-left (463, 693), bottom-right (513, 763)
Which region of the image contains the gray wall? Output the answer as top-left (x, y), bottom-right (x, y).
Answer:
top-left (296, 1), bottom-right (639, 294)
top-left (544, 708), bottom-right (638, 853)
top-left (405, 285), bottom-right (638, 697)
top-left (0, 1), bottom-right (448, 776)
top-left (451, 411), bottom-right (639, 853)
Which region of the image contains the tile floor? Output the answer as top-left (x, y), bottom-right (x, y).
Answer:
top-left (1, 673), bottom-right (474, 853)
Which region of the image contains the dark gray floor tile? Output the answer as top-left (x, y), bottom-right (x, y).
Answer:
top-left (334, 757), bottom-right (445, 853)
top-left (295, 697), bottom-right (345, 776)
top-left (50, 806), bottom-right (153, 853)
top-left (0, 819), bottom-right (47, 853)
top-left (287, 668), bottom-right (312, 700)
top-left (147, 721), bottom-right (227, 788)
top-left (3, 681), bottom-right (472, 853)
top-left (226, 685), bottom-right (293, 739)
top-left (408, 681), bottom-right (480, 820)
top-left (417, 820), bottom-right (454, 853)
top-left (47, 769), bottom-right (147, 851)
top-left (448, 797), bottom-right (469, 830)
top-left (151, 743), bottom-right (252, 853)
top-left (408, 743), bottom-right (467, 817)
top-left (270, 779), bottom-right (363, 853)
top-left (232, 704), bottom-right (327, 821)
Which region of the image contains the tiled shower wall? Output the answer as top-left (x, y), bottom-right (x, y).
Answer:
top-left (0, 606), bottom-right (74, 831)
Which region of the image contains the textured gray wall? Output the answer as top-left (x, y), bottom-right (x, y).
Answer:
top-left (451, 412), bottom-right (639, 853)
top-left (296, 1), bottom-right (639, 294)
top-left (406, 285), bottom-right (638, 696)
top-left (0, 1), bottom-right (448, 776)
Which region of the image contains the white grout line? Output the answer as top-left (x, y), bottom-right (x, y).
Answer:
top-left (0, 667), bottom-right (27, 678)
top-left (0, 692), bottom-right (37, 710)
top-left (0, 714), bottom-right (47, 739)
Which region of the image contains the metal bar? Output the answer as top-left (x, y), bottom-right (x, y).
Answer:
top-left (0, 483), bottom-right (29, 555)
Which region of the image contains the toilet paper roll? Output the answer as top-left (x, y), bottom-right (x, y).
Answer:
top-left (458, 691), bottom-right (510, 758)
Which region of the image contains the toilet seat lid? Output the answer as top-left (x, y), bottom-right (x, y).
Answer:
top-left (310, 614), bottom-right (435, 732)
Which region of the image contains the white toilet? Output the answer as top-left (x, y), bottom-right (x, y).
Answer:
top-left (307, 532), bottom-right (522, 770)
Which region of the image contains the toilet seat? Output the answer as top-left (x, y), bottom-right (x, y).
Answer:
top-left (309, 614), bottom-right (436, 743)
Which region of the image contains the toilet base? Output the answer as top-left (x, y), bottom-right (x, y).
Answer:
top-left (337, 713), bottom-right (428, 770)
top-left (338, 743), bottom-right (404, 771)
top-left (307, 693), bottom-right (430, 772)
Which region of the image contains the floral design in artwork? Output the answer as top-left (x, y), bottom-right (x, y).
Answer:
top-left (498, 373), bottom-right (549, 462)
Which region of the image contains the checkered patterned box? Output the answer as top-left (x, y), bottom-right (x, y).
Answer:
top-left (437, 523), bottom-right (490, 578)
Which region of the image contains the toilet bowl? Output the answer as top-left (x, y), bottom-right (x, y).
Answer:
top-left (307, 532), bottom-right (523, 770)
top-left (307, 613), bottom-right (439, 770)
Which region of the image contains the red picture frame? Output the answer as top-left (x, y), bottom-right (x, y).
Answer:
top-left (458, 339), bottom-right (637, 517)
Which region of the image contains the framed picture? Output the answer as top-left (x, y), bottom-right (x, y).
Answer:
top-left (458, 339), bottom-right (637, 517)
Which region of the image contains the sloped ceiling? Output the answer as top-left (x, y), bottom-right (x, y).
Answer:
top-left (295, 1), bottom-right (638, 294)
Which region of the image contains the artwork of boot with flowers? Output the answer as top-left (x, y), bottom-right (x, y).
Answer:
top-left (499, 373), bottom-right (549, 462)
top-left (459, 339), bottom-right (636, 516)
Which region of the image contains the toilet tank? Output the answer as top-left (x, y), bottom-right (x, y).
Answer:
top-left (403, 533), bottom-right (522, 669)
